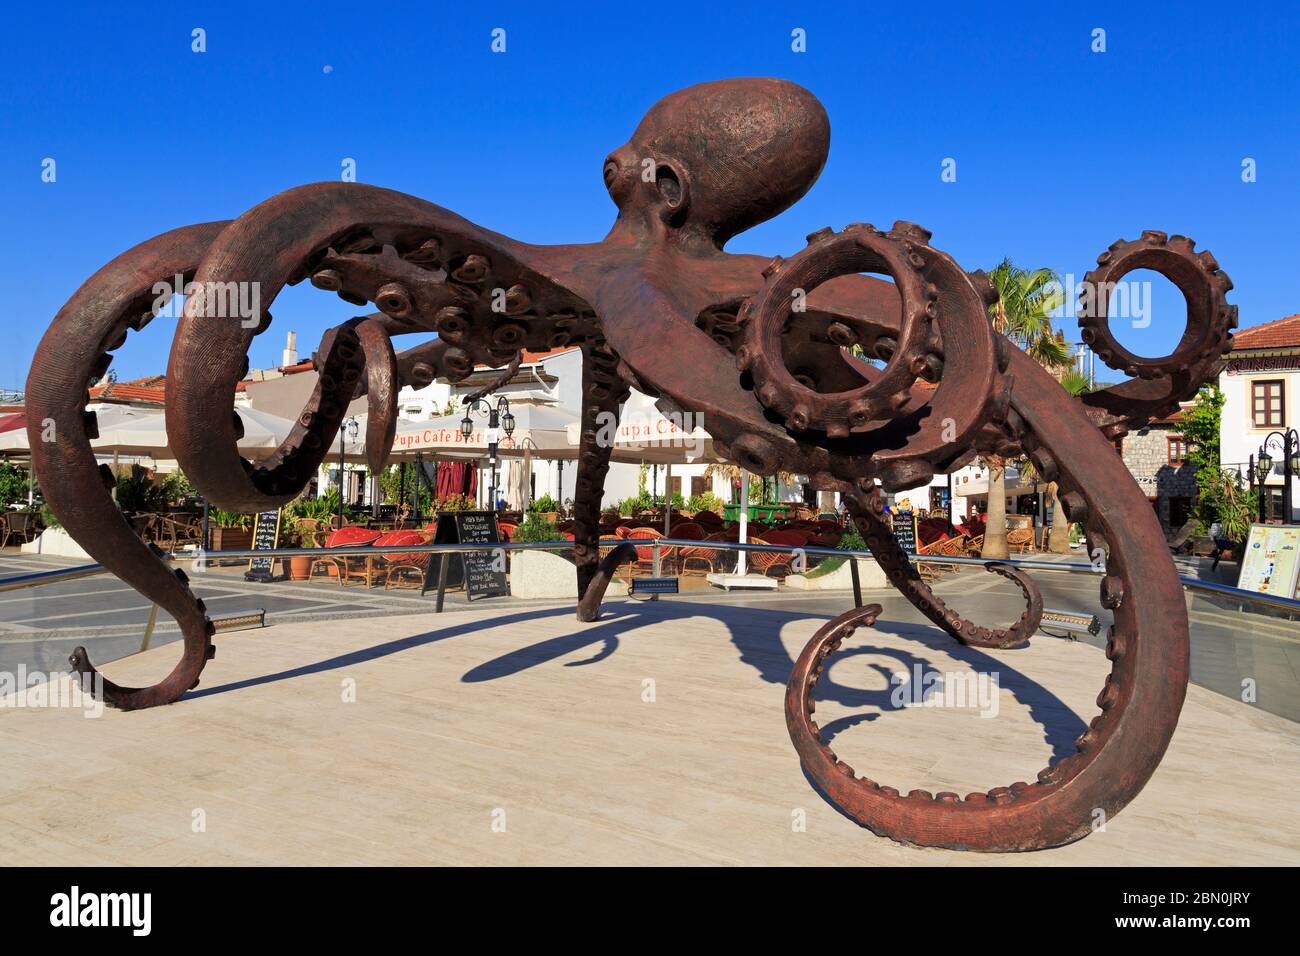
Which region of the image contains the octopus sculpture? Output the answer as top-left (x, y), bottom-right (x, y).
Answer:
top-left (27, 78), bottom-right (1234, 852)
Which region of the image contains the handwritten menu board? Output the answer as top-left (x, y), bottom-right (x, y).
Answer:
top-left (423, 511), bottom-right (508, 600)
top-left (244, 509), bottom-right (282, 582)
top-left (1237, 524), bottom-right (1300, 599)
top-left (891, 512), bottom-right (917, 555)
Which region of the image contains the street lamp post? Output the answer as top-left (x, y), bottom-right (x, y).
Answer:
top-left (337, 417), bottom-right (359, 528)
top-left (461, 396), bottom-right (515, 511)
top-left (1254, 428), bottom-right (1300, 523)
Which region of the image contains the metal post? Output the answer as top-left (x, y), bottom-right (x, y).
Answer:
top-left (737, 467), bottom-right (749, 576)
top-left (488, 405), bottom-right (499, 512)
top-left (652, 538), bottom-right (661, 576)
top-left (413, 452), bottom-right (423, 523)
top-left (1285, 431), bottom-right (1296, 522)
top-left (201, 498), bottom-right (211, 551)
top-left (336, 429), bottom-right (346, 528)
top-left (139, 602), bottom-right (160, 652)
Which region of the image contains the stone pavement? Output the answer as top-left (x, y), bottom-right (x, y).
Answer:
top-left (1, 593), bottom-right (1296, 865)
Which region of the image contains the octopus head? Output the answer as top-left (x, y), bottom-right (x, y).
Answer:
top-left (604, 78), bottom-right (830, 247)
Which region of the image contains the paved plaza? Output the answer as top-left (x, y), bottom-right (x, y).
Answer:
top-left (1, 552), bottom-right (1297, 865)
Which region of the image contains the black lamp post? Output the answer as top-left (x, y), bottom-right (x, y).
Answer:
top-left (337, 417), bottom-right (359, 527)
top-left (1254, 428), bottom-right (1300, 523)
top-left (461, 395), bottom-right (515, 511)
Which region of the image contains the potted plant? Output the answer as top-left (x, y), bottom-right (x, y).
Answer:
top-left (528, 493), bottom-right (560, 524)
top-left (508, 513), bottom-right (573, 599)
top-left (209, 509), bottom-right (254, 551)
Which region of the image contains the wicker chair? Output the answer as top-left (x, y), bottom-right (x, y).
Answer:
top-left (1007, 528), bottom-right (1035, 554)
top-left (375, 529), bottom-right (433, 589)
top-left (626, 527), bottom-right (675, 574)
top-left (1, 511), bottom-right (40, 548)
top-left (748, 536), bottom-right (795, 578)
top-left (311, 526), bottom-right (382, 586)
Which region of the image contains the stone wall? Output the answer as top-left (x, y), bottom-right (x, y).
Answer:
top-left (1119, 421), bottom-right (1197, 532)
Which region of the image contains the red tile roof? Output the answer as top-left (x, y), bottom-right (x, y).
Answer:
top-left (475, 347), bottom-right (577, 369)
top-left (1231, 314), bottom-right (1300, 351)
top-left (88, 376), bottom-right (167, 406)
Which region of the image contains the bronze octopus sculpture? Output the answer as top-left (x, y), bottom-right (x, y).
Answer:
top-left (26, 78), bottom-right (1234, 852)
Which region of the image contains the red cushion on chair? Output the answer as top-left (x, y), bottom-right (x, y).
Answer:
top-left (374, 529), bottom-right (426, 563)
top-left (325, 527), bottom-right (382, 548)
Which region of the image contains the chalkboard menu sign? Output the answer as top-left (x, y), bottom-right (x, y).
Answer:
top-left (891, 512), bottom-right (917, 555)
top-left (244, 508), bottom-right (282, 582)
top-left (423, 511), bottom-right (508, 601)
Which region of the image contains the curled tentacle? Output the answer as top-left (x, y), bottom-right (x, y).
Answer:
top-left (1077, 231), bottom-right (1236, 439)
top-left (25, 222), bottom-right (229, 709)
top-left (576, 543), bottom-right (638, 622)
top-left (844, 485), bottom-right (1043, 650)
top-left (740, 221), bottom-right (1006, 488)
top-left (168, 182), bottom-right (595, 513)
top-left (353, 317), bottom-right (398, 472)
top-left (787, 349), bottom-right (1188, 851)
top-left (573, 342), bottom-right (630, 606)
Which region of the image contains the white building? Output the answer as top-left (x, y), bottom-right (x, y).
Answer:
top-left (1219, 313), bottom-right (1300, 523)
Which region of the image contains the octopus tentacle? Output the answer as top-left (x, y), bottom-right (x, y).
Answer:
top-left (353, 317), bottom-right (398, 472)
top-left (787, 349), bottom-right (1187, 851)
top-left (25, 222), bottom-right (230, 709)
top-left (1077, 231), bottom-right (1235, 439)
top-left (844, 485), bottom-right (1043, 650)
top-left (574, 340), bottom-right (631, 617)
top-left (168, 182), bottom-right (594, 513)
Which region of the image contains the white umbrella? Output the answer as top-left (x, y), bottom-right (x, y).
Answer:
top-left (564, 391), bottom-right (720, 465)
top-left (82, 405), bottom-right (309, 457)
top-left (0, 404), bottom-right (148, 453)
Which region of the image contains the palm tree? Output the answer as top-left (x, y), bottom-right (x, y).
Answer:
top-left (980, 260), bottom-right (1072, 559)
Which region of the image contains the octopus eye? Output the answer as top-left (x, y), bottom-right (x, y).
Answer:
top-left (603, 160), bottom-right (620, 189)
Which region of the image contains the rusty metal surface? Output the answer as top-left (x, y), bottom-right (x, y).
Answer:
top-left (27, 78), bottom-right (1228, 850)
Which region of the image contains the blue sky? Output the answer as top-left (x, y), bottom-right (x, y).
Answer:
top-left (2, 1), bottom-right (1296, 388)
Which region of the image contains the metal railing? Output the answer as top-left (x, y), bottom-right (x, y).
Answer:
top-left (2, 538), bottom-right (1297, 618)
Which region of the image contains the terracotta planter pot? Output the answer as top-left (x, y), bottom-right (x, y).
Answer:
top-left (288, 555), bottom-right (313, 581)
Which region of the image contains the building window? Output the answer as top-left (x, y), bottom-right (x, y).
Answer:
top-left (1252, 380), bottom-right (1285, 428)
top-left (1167, 435), bottom-right (1188, 465)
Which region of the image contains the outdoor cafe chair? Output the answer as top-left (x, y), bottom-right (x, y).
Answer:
top-left (626, 527), bottom-right (675, 574)
top-left (374, 529), bottom-right (432, 590)
top-left (1007, 528), bottom-right (1035, 554)
top-left (747, 537), bottom-right (794, 579)
top-left (1, 511), bottom-right (41, 548)
top-left (311, 526), bottom-right (382, 586)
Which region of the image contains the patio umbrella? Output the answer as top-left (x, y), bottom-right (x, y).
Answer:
top-left (90, 406), bottom-right (310, 457)
top-left (563, 391), bottom-right (720, 465)
top-left (507, 444), bottom-right (532, 510)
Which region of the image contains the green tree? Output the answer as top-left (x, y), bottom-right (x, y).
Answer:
top-left (981, 260), bottom-right (1073, 558)
top-left (1183, 384), bottom-right (1256, 538)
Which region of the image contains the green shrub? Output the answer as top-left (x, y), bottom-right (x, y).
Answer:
top-left (115, 465), bottom-right (167, 513)
top-left (617, 492), bottom-right (652, 516)
top-left (0, 463), bottom-right (31, 508)
top-left (529, 493), bottom-right (560, 514)
top-left (807, 526), bottom-right (864, 578)
top-left (686, 491), bottom-right (723, 515)
top-left (209, 509), bottom-right (252, 529)
top-left (512, 514), bottom-right (560, 542)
